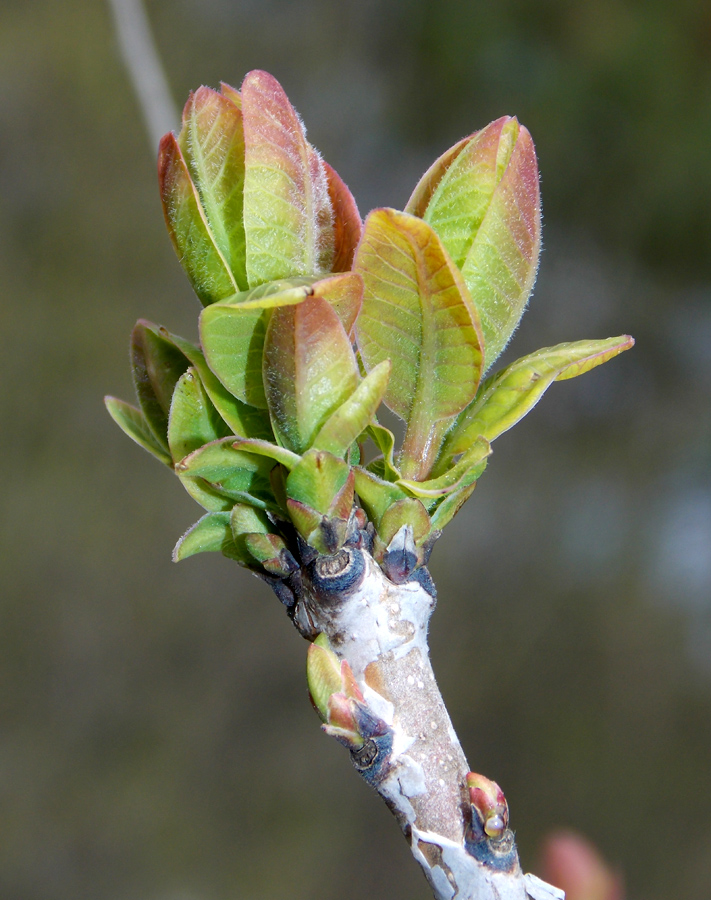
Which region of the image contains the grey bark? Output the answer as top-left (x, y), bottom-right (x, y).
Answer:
top-left (290, 545), bottom-right (564, 900)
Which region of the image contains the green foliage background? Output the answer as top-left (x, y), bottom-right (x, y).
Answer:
top-left (1, 1), bottom-right (710, 898)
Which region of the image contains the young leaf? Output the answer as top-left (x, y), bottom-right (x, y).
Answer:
top-left (458, 121), bottom-right (541, 367)
top-left (366, 423), bottom-right (401, 482)
top-left (241, 70), bottom-right (334, 285)
top-left (429, 478), bottom-right (482, 532)
top-left (378, 498), bottom-right (431, 548)
top-left (179, 86), bottom-right (248, 291)
top-left (104, 397), bottom-right (172, 466)
top-left (415, 118), bottom-right (541, 369)
top-left (158, 326), bottom-right (273, 440)
top-left (285, 450), bottom-right (352, 516)
top-left (219, 82), bottom-right (242, 107)
top-left (405, 134), bottom-right (472, 218)
top-left (232, 438), bottom-right (302, 471)
top-left (173, 511), bottom-right (245, 562)
top-left (438, 336), bottom-right (635, 465)
top-left (354, 208), bottom-right (484, 480)
top-left (307, 635), bottom-right (347, 721)
top-left (177, 476), bottom-right (242, 513)
top-left (324, 162), bottom-right (362, 273)
top-left (399, 438), bottom-right (490, 499)
top-left (200, 283), bottom-right (311, 408)
top-left (285, 451), bottom-right (357, 547)
top-left (263, 294), bottom-right (359, 453)
top-left (168, 367), bottom-right (230, 464)
top-left (312, 272), bottom-right (363, 338)
top-left (241, 533), bottom-right (298, 577)
top-left (417, 119), bottom-right (513, 270)
top-left (175, 437), bottom-right (277, 508)
top-left (230, 503), bottom-right (271, 537)
top-left (312, 359), bottom-right (391, 457)
top-left (131, 320), bottom-right (191, 450)
top-left (353, 468), bottom-right (408, 529)
top-left (158, 133), bottom-right (239, 305)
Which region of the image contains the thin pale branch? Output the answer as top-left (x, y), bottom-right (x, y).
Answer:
top-left (107, 0), bottom-right (179, 150)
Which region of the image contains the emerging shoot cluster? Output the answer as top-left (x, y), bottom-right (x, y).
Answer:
top-left (106, 69), bottom-right (633, 596)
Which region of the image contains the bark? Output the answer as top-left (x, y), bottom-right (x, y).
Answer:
top-left (283, 542), bottom-right (565, 900)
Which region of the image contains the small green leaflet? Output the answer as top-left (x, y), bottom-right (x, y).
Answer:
top-left (438, 335), bottom-right (635, 467)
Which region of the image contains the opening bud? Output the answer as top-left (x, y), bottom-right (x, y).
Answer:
top-left (466, 772), bottom-right (509, 840)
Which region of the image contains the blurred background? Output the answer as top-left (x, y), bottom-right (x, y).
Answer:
top-left (1, 1), bottom-right (710, 898)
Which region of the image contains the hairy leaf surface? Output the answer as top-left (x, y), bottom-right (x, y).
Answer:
top-left (168, 368), bottom-right (230, 464)
top-left (405, 134), bottom-right (472, 218)
top-left (173, 512), bottom-right (245, 562)
top-left (408, 118), bottom-right (542, 370)
top-left (313, 360), bottom-right (391, 457)
top-left (263, 295), bottom-right (359, 453)
top-left (242, 70), bottom-right (333, 285)
top-left (175, 437), bottom-right (276, 509)
top-left (131, 321), bottom-right (191, 450)
top-left (200, 284), bottom-right (311, 408)
top-left (324, 162), bottom-right (362, 272)
top-left (159, 327), bottom-right (273, 440)
top-left (179, 86), bottom-right (248, 290)
top-left (158, 133), bottom-right (239, 305)
top-left (439, 336), bottom-right (635, 465)
top-left (104, 397), bottom-right (172, 466)
top-left (312, 272), bottom-right (363, 338)
top-left (354, 208), bottom-right (484, 478)
top-left (458, 122), bottom-right (540, 367)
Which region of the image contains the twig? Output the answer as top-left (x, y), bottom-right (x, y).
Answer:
top-left (298, 541), bottom-right (565, 900)
top-left (107, 0), bottom-right (179, 150)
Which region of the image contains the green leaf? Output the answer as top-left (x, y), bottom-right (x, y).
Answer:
top-left (438, 336), bottom-right (635, 466)
top-left (312, 360), bottom-right (391, 457)
top-left (419, 119), bottom-right (515, 271)
top-left (104, 397), bottom-right (172, 466)
top-left (241, 533), bottom-right (296, 576)
top-left (179, 86), bottom-right (248, 291)
top-left (219, 81), bottom-right (242, 107)
top-left (200, 283), bottom-right (311, 408)
top-left (312, 272), bottom-right (363, 338)
top-left (158, 327), bottom-right (273, 440)
top-left (178, 477), bottom-right (241, 513)
top-left (242, 70), bottom-right (334, 285)
top-left (366, 424), bottom-right (401, 482)
top-left (263, 294), bottom-right (359, 453)
top-left (458, 122), bottom-right (540, 368)
top-left (173, 511), bottom-right (245, 562)
top-left (285, 499), bottom-right (323, 547)
top-left (285, 450), bottom-right (352, 516)
top-left (158, 132), bottom-right (239, 305)
top-left (232, 438), bottom-right (302, 470)
top-left (416, 118), bottom-right (541, 369)
top-left (230, 503), bottom-right (271, 537)
top-left (399, 438), bottom-right (490, 499)
top-left (353, 468), bottom-right (408, 529)
top-left (378, 498), bottom-right (431, 548)
top-left (354, 208), bottom-right (484, 480)
top-left (175, 437), bottom-right (277, 509)
top-left (131, 320), bottom-right (190, 450)
top-left (429, 476), bottom-right (482, 532)
top-left (168, 368), bottom-right (230, 464)
top-left (405, 134), bottom-right (472, 218)
top-left (230, 505), bottom-right (296, 574)
top-left (324, 162), bottom-right (362, 273)
top-left (307, 636), bottom-right (345, 721)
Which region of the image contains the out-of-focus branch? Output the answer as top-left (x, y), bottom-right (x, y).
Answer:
top-left (107, 0), bottom-right (179, 150)
top-left (540, 832), bottom-right (624, 900)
